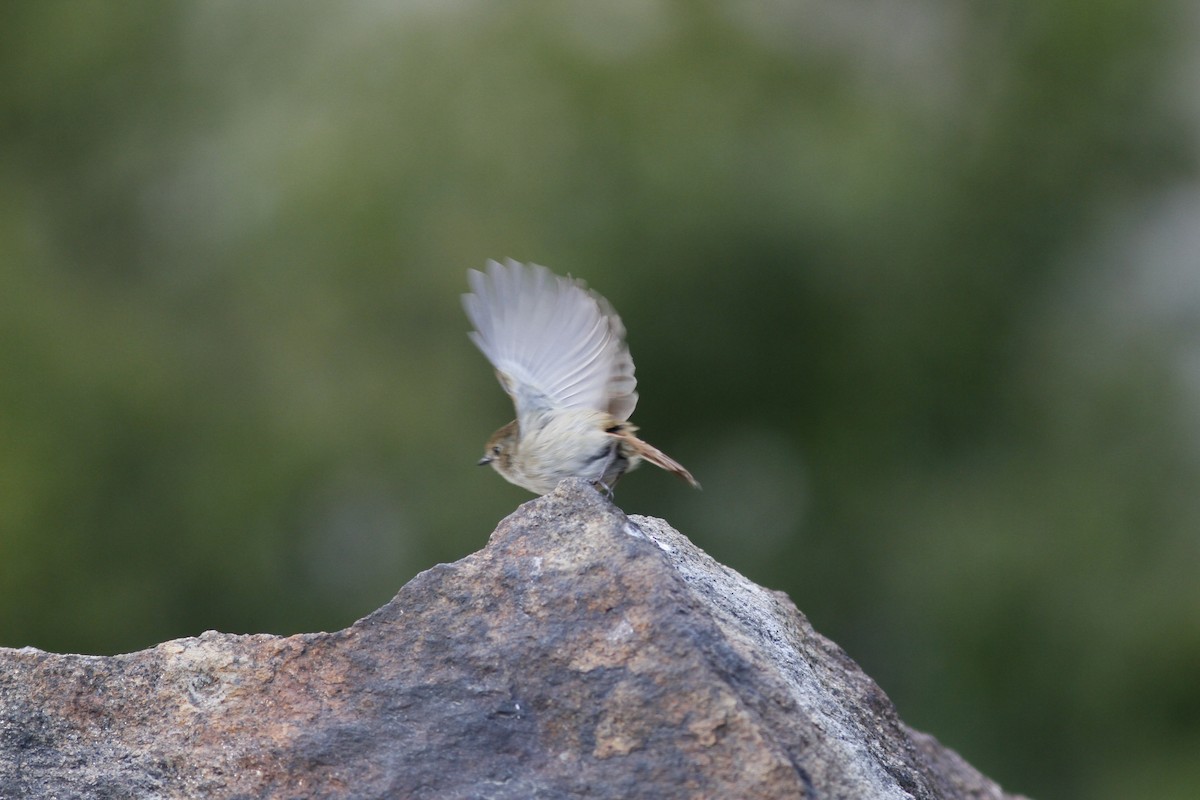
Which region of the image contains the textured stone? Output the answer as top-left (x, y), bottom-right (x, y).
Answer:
top-left (0, 480), bottom-right (1029, 799)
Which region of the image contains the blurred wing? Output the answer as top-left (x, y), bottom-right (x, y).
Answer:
top-left (463, 259), bottom-right (638, 427)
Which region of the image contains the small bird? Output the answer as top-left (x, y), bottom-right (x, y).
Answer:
top-left (463, 259), bottom-right (700, 496)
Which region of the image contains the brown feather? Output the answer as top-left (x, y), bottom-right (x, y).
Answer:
top-left (609, 425), bottom-right (701, 489)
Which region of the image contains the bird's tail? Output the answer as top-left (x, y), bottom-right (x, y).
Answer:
top-left (619, 432), bottom-right (701, 489)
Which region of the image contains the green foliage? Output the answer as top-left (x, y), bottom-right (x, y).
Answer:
top-left (2, 3), bottom-right (1197, 798)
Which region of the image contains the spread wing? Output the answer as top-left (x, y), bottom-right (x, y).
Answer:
top-left (462, 259), bottom-right (638, 429)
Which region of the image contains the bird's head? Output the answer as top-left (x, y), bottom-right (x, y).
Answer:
top-left (478, 421), bottom-right (519, 476)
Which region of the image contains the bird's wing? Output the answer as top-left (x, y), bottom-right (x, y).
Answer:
top-left (463, 259), bottom-right (638, 428)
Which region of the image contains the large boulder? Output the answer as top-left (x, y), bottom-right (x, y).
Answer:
top-left (0, 480), bottom-right (1027, 799)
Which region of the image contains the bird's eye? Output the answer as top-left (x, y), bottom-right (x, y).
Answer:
top-left (492, 445), bottom-right (501, 455)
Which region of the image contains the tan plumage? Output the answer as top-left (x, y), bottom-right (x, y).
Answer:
top-left (463, 259), bottom-right (699, 495)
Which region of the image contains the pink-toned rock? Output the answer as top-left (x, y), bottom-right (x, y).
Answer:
top-left (0, 480), bottom-right (1028, 799)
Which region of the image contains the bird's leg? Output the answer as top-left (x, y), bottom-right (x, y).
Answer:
top-left (591, 438), bottom-right (626, 500)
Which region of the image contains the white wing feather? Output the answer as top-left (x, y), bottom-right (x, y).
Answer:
top-left (463, 260), bottom-right (638, 428)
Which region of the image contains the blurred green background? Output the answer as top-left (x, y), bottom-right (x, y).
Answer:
top-left (2, 2), bottom-right (1198, 798)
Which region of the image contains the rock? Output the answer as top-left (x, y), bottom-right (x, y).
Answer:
top-left (0, 479), bottom-right (1028, 800)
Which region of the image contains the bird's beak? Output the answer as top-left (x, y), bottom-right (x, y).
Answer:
top-left (477, 456), bottom-right (492, 466)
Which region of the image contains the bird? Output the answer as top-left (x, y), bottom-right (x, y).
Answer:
top-left (462, 259), bottom-right (699, 496)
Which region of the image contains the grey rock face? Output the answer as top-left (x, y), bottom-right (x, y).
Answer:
top-left (0, 480), bottom-right (1028, 799)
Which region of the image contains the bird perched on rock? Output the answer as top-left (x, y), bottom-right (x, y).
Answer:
top-left (463, 259), bottom-right (699, 496)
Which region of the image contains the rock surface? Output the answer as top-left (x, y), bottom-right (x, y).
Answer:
top-left (0, 480), bottom-right (1028, 799)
